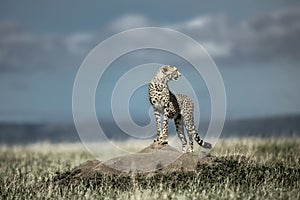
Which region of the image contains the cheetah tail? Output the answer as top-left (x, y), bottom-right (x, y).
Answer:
top-left (194, 134), bottom-right (212, 149)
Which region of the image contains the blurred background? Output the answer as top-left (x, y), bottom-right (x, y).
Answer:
top-left (0, 0), bottom-right (300, 144)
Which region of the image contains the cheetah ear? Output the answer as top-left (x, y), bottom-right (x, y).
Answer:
top-left (161, 65), bottom-right (169, 74)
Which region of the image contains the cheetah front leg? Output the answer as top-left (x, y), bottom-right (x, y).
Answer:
top-left (160, 108), bottom-right (169, 144)
top-left (153, 109), bottom-right (162, 143)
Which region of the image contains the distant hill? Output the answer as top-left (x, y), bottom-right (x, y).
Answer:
top-left (0, 114), bottom-right (299, 145)
top-left (0, 123), bottom-right (79, 144)
top-left (221, 114), bottom-right (300, 138)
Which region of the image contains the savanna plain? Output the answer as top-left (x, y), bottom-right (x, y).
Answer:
top-left (1, 138), bottom-right (300, 199)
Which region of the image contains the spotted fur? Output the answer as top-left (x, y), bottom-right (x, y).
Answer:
top-left (148, 65), bottom-right (212, 152)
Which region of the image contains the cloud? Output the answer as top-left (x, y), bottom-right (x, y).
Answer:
top-left (0, 21), bottom-right (98, 73)
top-left (108, 14), bottom-right (152, 32)
top-left (0, 4), bottom-right (299, 74)
top-left (103, 5), bottom-right (300, 65)
top-left (0, 15), bottom-right (152, 74)
top-left (64, 32), bottom-right (96, 55)
top-left (174, 4), bottom-right (300, 64)
top-left (235, 4), bottom-right (300, 62)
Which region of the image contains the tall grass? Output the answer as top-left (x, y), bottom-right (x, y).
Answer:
top-left (0, 138), bottom-right (299, 199)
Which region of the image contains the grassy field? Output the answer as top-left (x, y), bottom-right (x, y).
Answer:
top-left (0, 138), bottom-right (300, 199)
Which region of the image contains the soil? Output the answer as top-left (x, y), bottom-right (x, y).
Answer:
top-left (55, 142), bottom-right (224, 181)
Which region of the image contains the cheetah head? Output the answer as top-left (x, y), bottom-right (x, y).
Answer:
top-left (160, 65), bottom-right (181, 81)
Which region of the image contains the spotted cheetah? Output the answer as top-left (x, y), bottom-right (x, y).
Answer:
top-left (148, 65), bottom-right (212, 153)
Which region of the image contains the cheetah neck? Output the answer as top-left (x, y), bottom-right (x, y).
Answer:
top-left (151, 71), bottom-right (170, 87)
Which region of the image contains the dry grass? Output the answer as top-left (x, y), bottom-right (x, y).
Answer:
top-left (1, 138), bottom-right (300, 199)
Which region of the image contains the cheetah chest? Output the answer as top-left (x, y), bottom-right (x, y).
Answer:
top-left (148, 83), bottom-right (180, 118)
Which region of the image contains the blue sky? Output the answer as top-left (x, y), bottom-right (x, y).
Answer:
top-left (0, 0), bottom-right (299, 123)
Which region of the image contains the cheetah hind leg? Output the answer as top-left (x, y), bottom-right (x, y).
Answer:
top-left (181, 113), bottom-right (212, 150)
top-left (185, 125), bottom-right (212, 151)
top-left (175, 115), bottom-right (188, 153)
top-left (187, 133), bottom-right (194, 153)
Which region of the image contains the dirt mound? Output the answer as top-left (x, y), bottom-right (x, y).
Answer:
top-left (55, 142), bottom-right (239, 184)
top-left (138, 142), bottom-right (179, 153)
top-left (104, 143), bottom-right (184, 172)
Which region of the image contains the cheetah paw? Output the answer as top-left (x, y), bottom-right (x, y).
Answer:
top-left (182, 145), bottom-right (187, 153)
top-left (187, 146), bottom-right (194, 153)
top-left (159, 140), bottom-right (168, 145)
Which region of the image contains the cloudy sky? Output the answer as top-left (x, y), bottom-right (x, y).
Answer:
top-left (0, 0), bottom-right (299, 123)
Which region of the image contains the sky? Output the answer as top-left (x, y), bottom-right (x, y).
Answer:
top-left (0, 0), bottom-right (300, 123)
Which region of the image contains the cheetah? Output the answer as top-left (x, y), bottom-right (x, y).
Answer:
top-left (148, 65), bottom-right (212, 153)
